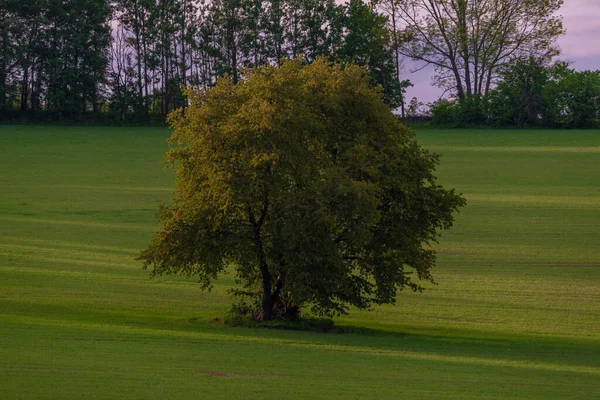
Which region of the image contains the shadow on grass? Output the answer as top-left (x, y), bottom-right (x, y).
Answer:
top-left (4, 298), bottom-right (599, 373)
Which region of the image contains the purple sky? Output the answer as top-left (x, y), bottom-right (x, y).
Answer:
top-left (403, 0), bottom-right (600, 103)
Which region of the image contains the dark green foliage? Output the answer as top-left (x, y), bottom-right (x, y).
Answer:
top-left (486, 57), bottom-right (549, 127)
top-left (138, 59), bottom-right (466, 321)
top-left (431, 59), bottom-right (600, 128)
top-left (0, 0), bottom-right (111, 114)
top-left (46, 0), bottom-right (112, 113)
top-left (1, 0), bottom-right (574, 125)
top-left (453, 94), bottom-right (486, 126)
top-left (404, 96), bottom-right (429, 123)
top-left (336, 0), bottom-right (403, 108)
top-left (429, 96), bottom-right (486, 127)
top-left (429, 99), bottom-right (458, 126)
top-left (2, 0), bottom-right (410, 121)
top-left (543, 63), bottom-right (600, 128)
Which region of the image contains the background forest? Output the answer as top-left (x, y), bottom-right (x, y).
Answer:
top-left (0, 0), bottom-right (405, 122)
top-left (1, 0), bottom-right (599, 127)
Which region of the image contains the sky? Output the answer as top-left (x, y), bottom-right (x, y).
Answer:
top-left (403, 0), bottom-right (600, 104)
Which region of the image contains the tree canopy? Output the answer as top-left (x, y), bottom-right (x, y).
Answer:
top-left (139, 58), bottom-right (465, 321)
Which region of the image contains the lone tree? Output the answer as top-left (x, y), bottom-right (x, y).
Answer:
top-left (139, 58), bottom-right (465, 321)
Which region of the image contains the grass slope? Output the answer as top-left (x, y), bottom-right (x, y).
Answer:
top-left (0, 125), bottom-right (599, 399)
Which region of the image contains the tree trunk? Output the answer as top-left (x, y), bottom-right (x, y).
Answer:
top-left (484, 68), bottom-right (493, 95)
top-left (456, 1), bottom-right (471, 97)
top-left (249, 172), bottom-right (273, 321)
top-left (260, 268), bottom-right (274, 321)
top-left (141, 14), bottom-right (148, 113)
top-left (31, 63), bottom-right (39, 112)
top-left (0, 23), bottom-right (8, 111)
top-left (228, 23), bottom-right (239, 84)
top-left (20, 64), bottom-right (29, 111)
top-left (0, 69), bottom-right (6, 111)
top-left (253, 222), bottom-right (274, 321)
top-left (390, 3), bottom-right (405, 118)
top-left (132, 3), bottom-right (144, 114)
top-left (181, 8), bottom-right (187, 87)
top-left (453, 63), bottom-right (465, 100)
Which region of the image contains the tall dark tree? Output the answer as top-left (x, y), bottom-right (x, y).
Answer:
top-left (107, 26), bottom-right (138, 120)
top-left (262, 0), bottom-right (286, 64)
top-left (113, 0), bottom-right (154, 113)
top-left (0, 0), bottom-right (17, 110)
top-left (337, 0), bottom-right (403, 108)
top-left (373, 0), bottom-right (411, 117)
top-left (0, 0), bottom-right (111, 114)
top-left (209, 0), bottom-right (244, 84)
top-left (543, 63), bottom-right (600, 128)
top-left (42, 0), bottom-right (111, 114)
top-left (486, 57), bottom-right (549, 126)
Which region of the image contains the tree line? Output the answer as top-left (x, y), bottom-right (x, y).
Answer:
top-left (4, 0), bottom-right (596, 128)
top-left (425, 58), bottom-right (600, 128)
top-left (1, 0), bottom-right (406, 122)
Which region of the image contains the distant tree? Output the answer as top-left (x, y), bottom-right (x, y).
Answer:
top-left (543, 63), bottom-right (600, 128)
top-left (107, 26), bottom-right (138, 120)
top-left (396, 0), bottom-right (564, 100)
top-left (428, 98), bottom-right (458, 125)
top-left (113, 0), bottom-right (155, 114)
top-left (44, 0), bottom-right (112, 114)
top-left (237, 0), bottom-right (268, 68)
top-left (336, 0), bottom-right (404, 108)
top-left (296, 0), bottom-right (339, 62)
top-left (0, 0), bottom-right (111, 115)
top-left (372, 0), bottom-right (413, 117)
top-left (261, 0), bottom-right (286, 64)
top-left (405, 96), bottom-right (427, 120)
top-left (0, 0), bottom-right (47, 112)
top-left (0, 0), bottom-right (19, 110)
top-left (485, 59), bottom-right (600, 128)
top-left (486, 57), bottom-right (549, 127)
top-left (138, 58), bottom-right (465, 321)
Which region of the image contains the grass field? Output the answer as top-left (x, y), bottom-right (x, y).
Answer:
top-left (1, 125), bottom-right (599, 399)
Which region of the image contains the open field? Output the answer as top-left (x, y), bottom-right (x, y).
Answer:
top-left (1, 125), bottom-right (599, 399)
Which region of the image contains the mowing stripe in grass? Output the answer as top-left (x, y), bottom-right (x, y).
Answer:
top-left (0, 237), bottom-right (139, 254)
top-left (28, 184), bottom-right (172, 193)
top-left (465, 193), bottom-right (600, 207)
top-left (429, 146), bottom-right (600, 153)
top-left (0, 215), bottom-right (154, 231)
top-left (1, 266), bottom-right (140, 282)
top-left (0, 243), bottom-right (138, 259)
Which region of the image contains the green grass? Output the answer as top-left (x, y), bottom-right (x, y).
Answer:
top-left (1, 125), bottom-right (599, 399)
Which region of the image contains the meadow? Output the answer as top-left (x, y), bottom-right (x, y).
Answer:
top-left (0, 125), bottom-right (598, 399)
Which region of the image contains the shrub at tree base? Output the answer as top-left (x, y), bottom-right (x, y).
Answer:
top-left (138, 58), bottom-right (466, 322)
